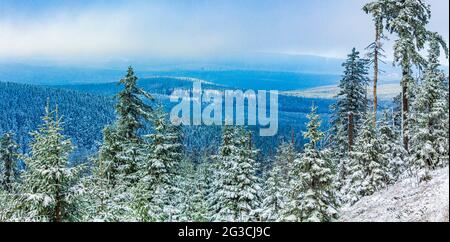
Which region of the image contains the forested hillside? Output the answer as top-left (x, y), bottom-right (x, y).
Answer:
top-left (58, 76), bottom-right (337, 159)
top-left (0, 82), bottom-right (115, 161)
top-left (0, 79), bottom-right (336, 163)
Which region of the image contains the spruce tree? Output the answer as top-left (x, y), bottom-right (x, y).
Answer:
top-left (115, 66), bottom-right (154, 141)
top-left (78, 157), bottom-right (129, 221)
top-left (328, 104), bottom-right (349, 176)
top-left (18, 103), bottom-right (79, 222)
top-left (334, 48), bottom-right (369, 153)
top-left (343, 113), bottom-right (389, 204)
top-left (384, 0), bottom-right (433, 151)
top-left (274, 141), bottom-right (296, 182)
top-left (176, 161), bottom-right (209, 222)
top-left (97, 126), bottom-right (123, 186)
top-left (260, 140), bottom-right (296, 221)
top-left (283, 105), bottom-right (337, 222)
top-left (379, 110), bottom-right (407, 183)
top-left (261, 158), bottom-right (285, 222)
top-left (0, 132), bottom-right (19, 192)
top-left (410, 33), bottom-right (449, 180)
top-left (98, 66), bottom-right (153, 186)
top-left (210, 126), bottom-right (261, 222)
top-left (131, 108), bottom-right (182, 221)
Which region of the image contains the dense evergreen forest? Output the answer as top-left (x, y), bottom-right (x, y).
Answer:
top-left (0, 0), bottom-right (449, 222)
top-left (0, 79), bottom-right (336, 163)
top-left (0, 82), bottom-right (115, 163)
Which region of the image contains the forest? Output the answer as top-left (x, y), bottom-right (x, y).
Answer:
top-left (0, 0), bottom-right (449, 222)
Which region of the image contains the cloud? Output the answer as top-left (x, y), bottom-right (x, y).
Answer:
top-left (0, 0), bottom-right (448, 64)
top-left (0, 2), bottom-right (233, 59)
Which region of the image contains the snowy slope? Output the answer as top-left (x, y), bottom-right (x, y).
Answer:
top-left (339, 167), bottom-right (449, 222)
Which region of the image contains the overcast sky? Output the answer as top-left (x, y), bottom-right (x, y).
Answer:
top-left (0, 0), bottom-right (448, 64)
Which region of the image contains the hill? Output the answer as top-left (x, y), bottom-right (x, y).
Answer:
top-left (0, 82), bottom-right (115, 163)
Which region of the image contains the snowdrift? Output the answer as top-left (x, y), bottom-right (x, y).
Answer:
top-left (339, 167), bottom-right (449, 222)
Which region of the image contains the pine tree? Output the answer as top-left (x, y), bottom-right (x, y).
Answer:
top-left (334, 48), bottom-right (369, 153)
top-left (115, 66), bottom-right (153, 142)
top-left (97, 126), bottom-right (124, 186)
top-left (260, 140), bottom-right (296, 221)
top-left (0, 132), bottom-right (19, 192)
top-left (274, 141), bottom-right (296, 183)
top-left (131, 108), bottom-right (182, 221)
top-left (97, 66), bottom-right (154, 186)
top-left (435, 79), bottom-right (449, 166)
top-left (78, 156), bottom-right (130, 222)
top-left (410, 33), bottom-right (449, 180)
top-left (176, 161), bottom-right (209, 222)
top-left (343, 113), bottom-right (389, 204)
top-left (261, 158), bottom-right (285, 222)
top-left (18, 102), bottom-right (79, 222)
top-left (210, 126), bottom-right (261, 222)
top-left (283, 105), bottom-right (337, 222)
top-left (384, 0), bottom-right (433, 151)
top-left (207, 126), bottom-right (235, 220)
top-left (0, 132), bottom-right (20, 221)
top-left (379, 110), bottom-right (407, 183)
top-left (328, 104), bottom-right (349, 177)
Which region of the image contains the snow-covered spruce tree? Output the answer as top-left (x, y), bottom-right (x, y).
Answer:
top-left (131, 108), bottom-right (182, 221)
top-left (0, 132), bottom-right (20, 221)
top-left (18, 103), bottom-right (80, 222)
top-left (282, 105), bottom-right (337, 222)
top-left (175, 161), bottom-right (209, 222)
top-left (115, 66), bottom-right (154, 142)
top-left (410, 33), bottom-right (449, 180)
top-left (261, 157), bottom-right (285, 222)
top-left (379, 110), bottom-right (407, 183)
top-left (97, 126), bottom-right (124, 187)
top-left (77, 155), bottom-right (129, 222)
top-left (436, 79), bottom-right (449, 166)
top-left (331, 48), bottom-right (369, 185)
top-left (210, 126), bottom-right (261, 222)
top-left (79, 125), bottom-right (137, 221)
top-left (261, 141), bottom-right (297, 221)
top-left (0, 132), bottom-right (20, 192)
top-left (207, 126), bottom-right (235, 220)
top-left (328, 104), bottom-right (349, 188)
top-left (274, 141), bottom-right (296, 182)
top-left (87, 67), bottom-right (154, 221)
top-left (384, 0), bottom-right (433, 152)
top-left (343, 112), bottom-right (389, 205)
top-left (334, 48), bottom-right (369, 154)
top-left (97, 66), bottom-right (153, 186)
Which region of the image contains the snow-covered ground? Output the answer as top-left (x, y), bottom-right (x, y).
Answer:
top-left (339, 167), bottom-right (449, 222)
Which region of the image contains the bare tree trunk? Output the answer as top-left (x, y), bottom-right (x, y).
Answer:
top-left (402, 69), bottom-right (409, 152)
top-left (348, 112), bottom-right (354, 152)
top-left (373, 26), bottom-right (380, 126)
